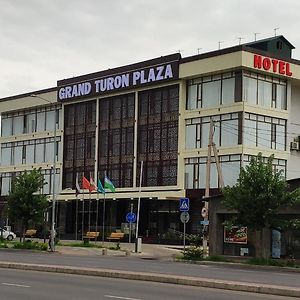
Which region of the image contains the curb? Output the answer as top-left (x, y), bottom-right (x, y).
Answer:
top-left (0, 262), bottom-right (299, 298)
top-left (178, 259), bottom-right (300, 273)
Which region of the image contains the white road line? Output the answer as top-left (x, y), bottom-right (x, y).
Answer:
top-left (104, 295), bottom-right (142, 300)
top-left (2, 282), bottom-right (31, 288)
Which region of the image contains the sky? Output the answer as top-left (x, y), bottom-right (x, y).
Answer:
top-left (1, 0), bottom-right (300, 98)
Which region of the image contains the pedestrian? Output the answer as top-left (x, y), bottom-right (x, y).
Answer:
top-left (48, 233), bottom-right (51, 250)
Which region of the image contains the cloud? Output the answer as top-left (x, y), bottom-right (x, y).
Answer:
top-left (1, 0), bottom-right (300, 98)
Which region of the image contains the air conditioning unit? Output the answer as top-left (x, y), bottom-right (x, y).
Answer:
top-left (290, 141), bottom-right (299, 151)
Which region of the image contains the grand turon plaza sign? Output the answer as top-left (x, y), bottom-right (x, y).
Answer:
top-left (57, 56), bottom-right (180, 101)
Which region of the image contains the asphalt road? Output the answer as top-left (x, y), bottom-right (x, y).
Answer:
top-left (0, 249), bottom-right (299, 289)
top-left (0, 268), bottom-right (296, 300)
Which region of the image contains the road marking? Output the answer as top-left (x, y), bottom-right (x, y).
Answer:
top-left (2, 282), bottom-right (31, 288)
top-left (104, 295), bottom-right (142, 300)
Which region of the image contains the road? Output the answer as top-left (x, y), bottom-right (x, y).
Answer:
top-left (0, 268), bottom-right (296, 300)
top-left (0, 249), bottom-right (299, 288)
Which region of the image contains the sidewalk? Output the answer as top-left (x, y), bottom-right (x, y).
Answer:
top-left (56, 241), bottom-right (183, 261)
top-left (1, 241), bottom-right (300, 298)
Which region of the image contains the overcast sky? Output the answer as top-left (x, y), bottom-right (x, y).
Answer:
top-left (1, 0), bottom-right (300, 98)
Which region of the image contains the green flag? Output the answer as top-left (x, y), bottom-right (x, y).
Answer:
top-left (104, 176), bottom-right (115, 193)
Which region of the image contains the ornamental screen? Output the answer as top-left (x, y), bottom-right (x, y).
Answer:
top-left (137, 85), bottom-right (179, 186)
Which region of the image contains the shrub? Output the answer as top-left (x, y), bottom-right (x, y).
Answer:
top-left (13, 240), bottom-right (48, 251)
top-left (0, 238), bottom-right (8, 248)
top-left (108, 242), bottom-right (120, 250)
top-left (183, 246), bottom-right (203, 260)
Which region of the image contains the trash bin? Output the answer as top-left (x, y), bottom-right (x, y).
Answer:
top-left (135, 237), bottom-right (142, 253)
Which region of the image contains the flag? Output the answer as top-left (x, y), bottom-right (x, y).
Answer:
top-left (97, 179), bottom-right (105, 194)
top-left (104, 175), bottom-right (115, 193)
top-left (75, 173), bottom-right (81, 195)
top-left (82, 176), bottom-right (90, 190)
top-left (89, 174), bottom-right (96, 192)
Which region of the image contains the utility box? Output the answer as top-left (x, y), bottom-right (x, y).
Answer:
top-left (135, 237), bottom-right (142, 253)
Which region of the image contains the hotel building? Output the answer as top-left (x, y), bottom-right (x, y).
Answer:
top-left (1, 35), bottom-right (300, 239)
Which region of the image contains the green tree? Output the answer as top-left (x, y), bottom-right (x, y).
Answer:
top-left (222, 153), bottom-right (300, 257)
top-left (7, 168), bottom-right (48, 241)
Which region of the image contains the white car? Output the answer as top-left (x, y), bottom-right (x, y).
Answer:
top-left (0, 227), bottom-right (16, 241)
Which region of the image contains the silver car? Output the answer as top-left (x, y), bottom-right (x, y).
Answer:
top-left (0, 226), bottom-right (16, 241)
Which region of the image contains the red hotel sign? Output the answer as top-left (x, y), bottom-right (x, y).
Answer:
top-left (253, 54), bottom-right (292, 76)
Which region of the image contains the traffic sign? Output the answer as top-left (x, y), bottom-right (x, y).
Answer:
top-left (179, 198), bottom-right (189, 212)
top-left (180, 211), bottom-right (190, 223)
top-left (201, 207), bottom-right (208, 218)
top-left (200, 220), bottom-right (209, 226)
top-left (126, 212), bottom-right (136, 223)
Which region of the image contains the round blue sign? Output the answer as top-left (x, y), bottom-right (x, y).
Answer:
top-left (126, 212), bottom-right (136, 223)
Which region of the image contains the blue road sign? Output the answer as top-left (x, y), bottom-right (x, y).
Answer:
top-left (179, 198), bottom-right (189, 212)
top-left (126, 212), bottom-right (136, 223)
top-left (200, 220), bottom-right (209, 226)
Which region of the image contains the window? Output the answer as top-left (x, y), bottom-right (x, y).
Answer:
top-left (185, 155), bottom-right (241, 188)
top-left (63, 101), bottom-right (96, 189)
top-left (202, 80), bottom-right (221, 108)
top-left (98, 94), bottom-right (135, 188)
top-left (185, 113), bottom-right (240, 150)
top-left (243, 72), bottom-right (287, 110)
top-left (244, 113), bottom-right (286, 150)
top-left (186, 72), bottom-right (236, 110)
top-left (138, 85), bottom-right (178, 186)
top-left (13, 116), bottom-right (23, 135)
top-left (222, 77), bottom-right (235, 105)
top-left (1, 117), bottom-right (12, 137)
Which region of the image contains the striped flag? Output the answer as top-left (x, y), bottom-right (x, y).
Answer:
top-left (104, 175), bottom-right (115, 193)
top-left (89, 174), bottom-right (96, 192)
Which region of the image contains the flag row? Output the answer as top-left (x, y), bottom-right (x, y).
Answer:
top-left (76, 173), bottom-right (115, 194)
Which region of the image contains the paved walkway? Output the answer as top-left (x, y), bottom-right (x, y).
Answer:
top-left (56, 241), bottom-right (183, 260)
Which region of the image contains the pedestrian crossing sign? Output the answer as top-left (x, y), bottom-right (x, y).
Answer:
top-left (179, 198), bottom-right (189, 212)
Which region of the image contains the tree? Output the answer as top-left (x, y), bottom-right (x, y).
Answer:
top-left (7, 168), bottom-right (48, 241)
top-left (222, 153), bottom-right (300, 257)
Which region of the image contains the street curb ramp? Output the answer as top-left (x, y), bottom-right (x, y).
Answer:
top-left (0, 262), bottom-right (299, 298)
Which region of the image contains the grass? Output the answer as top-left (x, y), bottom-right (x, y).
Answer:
top-left (245, 257), bottom-right (299, 268)
top-left (13, 240), bottom-right (48, 251)
top-left (58, 241), bottom-right (121, 251)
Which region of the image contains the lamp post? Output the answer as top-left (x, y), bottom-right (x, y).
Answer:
top-left (30, 94), bottom-right (57, 252)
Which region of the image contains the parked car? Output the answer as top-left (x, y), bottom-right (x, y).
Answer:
top-left (0, 227), bottom-right (16, 241)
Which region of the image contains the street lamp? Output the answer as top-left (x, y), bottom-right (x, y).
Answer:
top-left (30, 94), bottom-right (58, 252)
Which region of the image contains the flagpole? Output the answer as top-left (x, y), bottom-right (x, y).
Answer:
top-left (75, 194), bottom-right (78, 240)
top-left (96, 194), bottom-right (99, 243)
top-left (102, 192), bottom-right (106, 245)
top-left (82, 189), bottom-right (85, 240)
top-left (88, 190), bottom-right (91, 232)
top-left (135, 160), bottom-right (143, 250)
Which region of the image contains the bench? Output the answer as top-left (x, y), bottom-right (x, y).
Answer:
top-left (107, 232), bottom-right (124, 242)
top-left (25, 229), bottom-right (37, 238)
top-left (83, 231), bottom-right (99, 243)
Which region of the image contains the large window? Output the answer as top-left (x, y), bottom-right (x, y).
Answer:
top-left (186, 72), bottom-right (236, 110)
top-left (1, 105), bottom-right (61, 137)
top-left (0, 137), bottom-right (61, 167)
top-left (243, 155), bottom-right (286, 177)
top-left (185, 113), bottom-right (240, 149)
top-left (0, 169), bottom-right (60, 196)
top-left (243, 113), bottom-right (286, 150)
top-left (243, 71), bottom-right (287, 109)
top-left (138, 85), bottom-right (179, 186)
top-left (63, 101), bottom-right (96, 189)
top-left (98, 94), bottom-right (135, 188)
top-left (185, 155), bottom-right (241, 189)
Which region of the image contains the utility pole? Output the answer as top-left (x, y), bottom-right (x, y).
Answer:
top-left (203, 118), bottom-right (224, 257)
